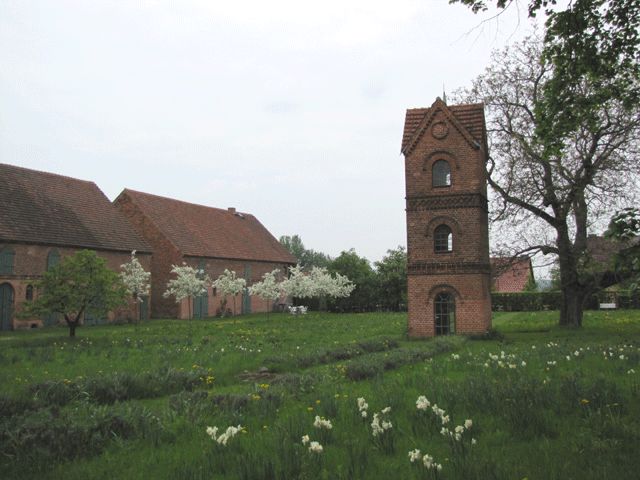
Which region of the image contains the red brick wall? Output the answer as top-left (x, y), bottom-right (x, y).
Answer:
top-left (404, 104), bottom-right (492, 337)
top-left (407, 274), bottom-right (491, 336)
top-left (183, 256), bottom-right (290, 319)
top-left (114, 192), bottom-right (182, 319)
top-left (0, 243), bottom-right (150, 330)
top-left (115, 191), bottom-right (293, 320)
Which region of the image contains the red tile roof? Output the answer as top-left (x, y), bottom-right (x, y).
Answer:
top-left (0, 163), bottom-right (151, 253)
top-left (491, 257), bottom-right (533, 292)
top-left (401, 100), bottom-right (486, 153)
top-left (118, 189), bottom-right (296, 264)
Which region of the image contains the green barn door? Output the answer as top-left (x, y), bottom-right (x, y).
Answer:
top-left (0, 283), bottom-right (14, 331)
top-left (193, 260), bottom-right (208, 319)
top-left (140, 295), bottom-right (149, 321)
top-left (44, 250), bottom-right (61, 326)
top-left (193, 292), bottom-right (208, 319)
top-left (242, 265), bottom-right (252, 314)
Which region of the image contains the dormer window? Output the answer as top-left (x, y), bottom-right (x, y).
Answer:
top-left (432, 160), bottom-right (451, 187)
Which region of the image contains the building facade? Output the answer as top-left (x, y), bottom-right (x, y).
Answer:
top-left (0, 164), bottom-right (152, 330)
top-left (401, 98), bottom-right (492, 337)
top-left (114, 189), bottom-right (296, 319)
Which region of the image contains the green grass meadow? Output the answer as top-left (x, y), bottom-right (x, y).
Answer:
top-left (1, 310), bottom-right (639, 479)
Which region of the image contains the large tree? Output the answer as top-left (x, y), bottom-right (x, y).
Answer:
top-left (279, 235), bottom-right (332, 268)
top-left (374, 246), bottom-right (407, 311)
top-left (22, 250), bottom-right (127, 337)
top-left (457, 34), bottom-right (640, 326)
top-left (329, 249), bottom-right (376, 312)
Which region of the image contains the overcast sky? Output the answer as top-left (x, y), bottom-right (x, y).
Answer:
top-left (0, 0), bottom-right (541, 264)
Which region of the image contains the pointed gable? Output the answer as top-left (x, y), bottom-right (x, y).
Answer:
top-left (401, 98), bottom-right (486, 155)
top-left (117, 189), bottom-right (296, 264)
top-left (0, 163), bottom-right (151, 253)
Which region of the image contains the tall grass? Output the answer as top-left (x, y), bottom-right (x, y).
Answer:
top-left (0, 310), bottom-right (639, 479)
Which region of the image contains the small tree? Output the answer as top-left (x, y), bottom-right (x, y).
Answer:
top-left (22, 250), bottom-right (127, 337)
top-left (213, 269), bottom-right (246, 316)
top-left (280, 264), bottom-right (355, 308)
top-left (309, 266), bottom-right (355, 300)
top-left (119, 250), bottom-right (151, 324)
top-left (163, 264), bottom-right (210, 320)
top-left (280, 264), bottom-right (314, 300)
top-left (248, 269), bottom-right (282, 317)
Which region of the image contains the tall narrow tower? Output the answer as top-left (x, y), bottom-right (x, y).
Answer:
top-left (401, 98), bottom-right (491, 337)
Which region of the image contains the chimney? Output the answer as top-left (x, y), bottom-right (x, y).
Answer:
top-left (228, 207), bottom-right (236, 213)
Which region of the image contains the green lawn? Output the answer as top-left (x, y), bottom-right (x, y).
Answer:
top-left (1, 310), bottom-right (639, 479)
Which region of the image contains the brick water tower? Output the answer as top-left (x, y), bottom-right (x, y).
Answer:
top-left (401, 98), bottom-right (491, 337)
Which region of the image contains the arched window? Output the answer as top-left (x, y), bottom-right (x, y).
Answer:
top-left (434, 225), bottom-right (453, 253)
top-left (0, 248), bottom-right (15, 275)
top-left (25, 285), bottom-right (34, 301)
top-left (432, 160), bottom-right (451, 187)
top-left (47, 249), bottom-right (60, 271)
top-left (434, 292), bottom-right (455, 335)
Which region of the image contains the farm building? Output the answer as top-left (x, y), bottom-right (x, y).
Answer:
top-left (491, 257), bottom-right (535, 292)
top-left (114, 189), bottom-right (296, 319)
top-left (0, 163), bottom-right (152, 330)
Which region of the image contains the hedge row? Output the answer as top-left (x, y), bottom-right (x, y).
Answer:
top-left (491, 291), bottom-right (640, 312)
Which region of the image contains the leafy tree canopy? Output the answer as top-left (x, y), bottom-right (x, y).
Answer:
top-left (22, 250), bottom-right (126, 337)
top-left (279, 235), bottom-right (332, 268)
top-left (374, 246), bottom-right (407, 311)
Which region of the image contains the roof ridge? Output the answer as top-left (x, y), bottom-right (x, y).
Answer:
top-left (0, 162), bottom-right (98, 187)
top-left (122, 188), bottom-right (247, 216)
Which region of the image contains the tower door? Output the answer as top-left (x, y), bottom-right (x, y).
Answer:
top-left (0, 283), bottom-right (14, 331)
top-left (434, 293), bottom-right (455, 335)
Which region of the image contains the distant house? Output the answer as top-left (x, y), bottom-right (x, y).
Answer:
top-left (114, 189), bottom-right (296, 319)
top-left (0, 164), bottom-right (152, 330)
top-left (490, 257), bottom-right (534, 293)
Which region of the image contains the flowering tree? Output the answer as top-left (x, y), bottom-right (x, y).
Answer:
top-left (309, 266), bottom-right (355, 299)
top-left (163, 264), bottom-right (210, 320)
top-left (280, 264), bottom-right (355, 308)
top-left (280, 264), bottom-right (314, 299)
top-left (213, 269), bottom-right (246, 316)
top-left (119, 250), bottom-right (151, 324)
top-left (248, 269), bottom-right (282, 317)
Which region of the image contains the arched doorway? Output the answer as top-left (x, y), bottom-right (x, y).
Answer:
top-left (0, 283), bottom-right (14, 331)
top-left (434, 292), bottom-right (455, 335)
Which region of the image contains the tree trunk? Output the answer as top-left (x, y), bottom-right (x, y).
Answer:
top-left (65, 313), bottom-right (80, 338)
top-left (557, 226), bottom-right (585, 327)
top-left (560, 284), bottom-right (584, 327)
top-left (67, 319), bottom-right (79, 337)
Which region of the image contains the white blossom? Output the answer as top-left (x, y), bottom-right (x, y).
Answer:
top-left (301, 435), bottom-right (310, 445)
top-left (408, 449), bottom-right (422, 463)
top-left (313, 416), bottom-right (333, 430)
top-left (213, 269), bottom-right (246, 297)
top-left (164, 263), bottom-right (210, 318)
top-left (464, 419), bottom-right (473, 429)
top-left (416, 395), bottom-right (431, 410)
top-left (308, 441), bottom-right (323, 453)
top-left (206, 424), bottom-right (243, 446)
top-left (248, 269), bottom-right (282, 302)
top-left (120, 251), bottom-right (151, 301)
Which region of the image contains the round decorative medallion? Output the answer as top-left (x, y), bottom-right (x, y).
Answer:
top-left (431, 121), bottom-right (449, 139)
